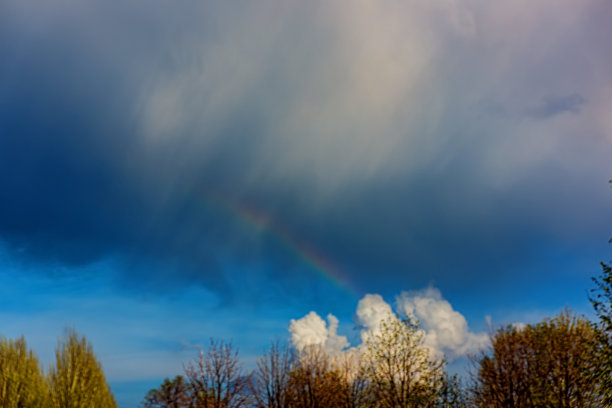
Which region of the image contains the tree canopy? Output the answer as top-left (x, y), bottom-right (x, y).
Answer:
top-left (473, 310), bottom-right (601, 408)
top-left (48, 329), bottom-right (117, 408)
top-left (361, 316), bottom-right (444, 408)
top-left (0, 336), bottom-right (49, 408)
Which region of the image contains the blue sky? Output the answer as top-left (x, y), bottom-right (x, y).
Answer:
top-left (1, 0), bottom-right (611, 406)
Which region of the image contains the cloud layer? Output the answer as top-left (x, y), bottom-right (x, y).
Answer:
top-left (0, 0), bottom-right (610, 304)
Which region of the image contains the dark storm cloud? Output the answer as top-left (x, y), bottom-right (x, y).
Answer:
top-left (1, 0), bottom-right (611, 301)
top-left (0, 0), bottom-right (239, 292)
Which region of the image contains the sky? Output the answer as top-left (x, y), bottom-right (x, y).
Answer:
top-left (1, 0), bottom-right (611, 406)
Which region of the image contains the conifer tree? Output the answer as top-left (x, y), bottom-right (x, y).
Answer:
top-left (587, 179), bottom-right (612, 402)
top-left (590, 248), bottom-right (612, 402)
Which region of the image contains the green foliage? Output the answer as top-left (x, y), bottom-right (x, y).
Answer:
top-left (143, 375), bottom-right (192, 408)
top-left (0, 336), bottom-right (49, 408)
top-left (592, 260), bottom-right (612, 335)
top-left (48, 329), bottom-right (117, 408)
top-left (589, 250), bottom-right (612, 402)
top-left (587, 179), bottom-right (612, 403)
top-left (361, 317), bottom-right (444, 408)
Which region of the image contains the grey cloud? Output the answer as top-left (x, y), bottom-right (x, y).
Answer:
top-left (0, 0), bottom-right (611, 303)
top-left (526, 93), bottom-right (587, 119)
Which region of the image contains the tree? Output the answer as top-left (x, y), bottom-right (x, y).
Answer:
top-left (251, 342), bottom-right (366, 408)
top-left (251, 341), bottom-right (295, 408)
top-left (361, 316), bottom-right (444, 408)
top-left (588, 179), bottom-right (612, 403)
top-left (591, 259), bottom-right (612, 403)
top-left (472, 324), bottom-right (535, 408)
top-left (592, 259), bottom-right (612, 341)
top-left (531, 311), bottom-right (600, 406)
top-left (48, 329), bottom-right (117, 408)
top-left (143, 375), bottom-right (192, 408)
top-left (473, 311), bottom-right (601, 408)
top-left (184, 339), bottom-right (252, 408)
top-left (436, 374), bottom-right (469, 408)
top-left (0, 336), bottom-right (49, 408)
top-left (332, 350), bottom-right (368, 408)
top-left (285, 345), bottom-right (347, 408)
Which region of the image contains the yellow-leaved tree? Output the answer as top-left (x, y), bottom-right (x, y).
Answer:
top-left (473, 310), bottom-right (601, 408)
top-left (48, 330), bottom-right (116, 408)
top-left (0, 336), bottom-right (49, 408)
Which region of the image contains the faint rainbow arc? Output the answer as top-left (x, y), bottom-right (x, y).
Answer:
top-left (201, 192), bottom-right (358, 298)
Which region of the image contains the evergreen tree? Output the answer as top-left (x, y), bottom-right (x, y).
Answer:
top-left (589, 250), bottom-right (612, 402)
top-left (587, 179), bottom-right (612, 403)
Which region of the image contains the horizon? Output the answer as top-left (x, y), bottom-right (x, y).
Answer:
top-left (1, 0), bottom-right (611, 406)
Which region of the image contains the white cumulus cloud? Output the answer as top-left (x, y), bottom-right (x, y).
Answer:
top-left (289, 287), bottom-right (487, 361)
top-left (288, 311), bottom-right (349, 354)
top-left (396, 287), bottom-right (488, 359)
top-left (354, 293), bottom-right (396, 343)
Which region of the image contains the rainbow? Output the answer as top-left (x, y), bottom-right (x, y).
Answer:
top-left (200, 192), bottom-right (358, 298)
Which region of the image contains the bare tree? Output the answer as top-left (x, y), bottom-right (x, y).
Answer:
top-left (251, 341), bottom-right (295, 408)
top-left (333, 350), bottom-right (368, 408)
top-left (184, 339), bottom-right (252, 408)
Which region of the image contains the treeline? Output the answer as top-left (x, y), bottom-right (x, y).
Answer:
top-left (144, 261), bottom-right (612, 408)
top-left (1, 258), bottom-right (610, 407)
top-left (0, 329), bottom-right (116, 408)
top-left (144, 318), bottom-right (458, 408)
top-left (143, 314), bottom-right (608, 408)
